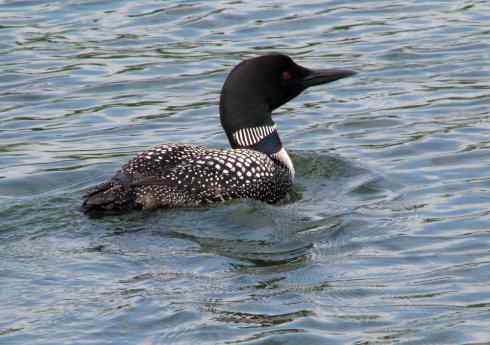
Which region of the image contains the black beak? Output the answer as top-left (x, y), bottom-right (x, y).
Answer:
top-left (301, 68), bottom-right (356, 88)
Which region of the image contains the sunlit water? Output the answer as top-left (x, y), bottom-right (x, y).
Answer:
top-left (1, 1), bottom-right (490, 344)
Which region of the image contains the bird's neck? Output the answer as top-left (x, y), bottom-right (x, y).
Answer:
top-left (220, 100), bottom-right (295, 178)
top-left (226, 123), bottom-right (295, 179)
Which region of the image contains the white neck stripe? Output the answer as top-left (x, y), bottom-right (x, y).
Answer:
top-left (272, 147), bottom-right (295, 179)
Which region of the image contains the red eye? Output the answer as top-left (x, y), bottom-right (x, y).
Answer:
top-left (282, 71), bottom-right (291, 81)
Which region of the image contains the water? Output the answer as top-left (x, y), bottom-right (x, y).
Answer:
top-left (1, 0), bottom-right (490, 343)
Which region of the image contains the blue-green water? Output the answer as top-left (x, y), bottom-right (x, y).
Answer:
top-left (1, 1), bottom-right (490, 344)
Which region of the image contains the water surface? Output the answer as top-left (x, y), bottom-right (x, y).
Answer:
top-left (1, 1), bottom-right (490, 344)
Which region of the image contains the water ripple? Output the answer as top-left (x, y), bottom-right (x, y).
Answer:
top-left (2, 0), bottom-right (490, 344)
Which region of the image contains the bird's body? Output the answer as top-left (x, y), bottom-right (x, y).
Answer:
top-left (82, 54), bottom-right (355, 214)
top-left (84, 144), bottom-right (291, 211)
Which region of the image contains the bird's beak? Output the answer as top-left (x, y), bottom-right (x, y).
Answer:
top-left (301, 68), bottom-right (356, 88)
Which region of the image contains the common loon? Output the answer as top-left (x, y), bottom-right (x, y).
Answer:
top-left (82, 54), bottom-right (355, 214)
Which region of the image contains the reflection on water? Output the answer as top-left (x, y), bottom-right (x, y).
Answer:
top-left (2, 0), bottom-right (490, 344)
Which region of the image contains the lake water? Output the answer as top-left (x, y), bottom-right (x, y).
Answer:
top-left (1, 1), bottom-right (490, 344)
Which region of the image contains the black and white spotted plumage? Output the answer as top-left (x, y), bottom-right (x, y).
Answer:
top-left (83, 144), bottom-right (291, 212)
top-left (82, 54), bottom-right (355, 214)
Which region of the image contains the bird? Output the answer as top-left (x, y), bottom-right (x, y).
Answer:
top-left (82, 53), bottom-right (355, 214)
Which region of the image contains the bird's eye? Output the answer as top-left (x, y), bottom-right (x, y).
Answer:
top-left (282, 71), bottom-right (292, 81)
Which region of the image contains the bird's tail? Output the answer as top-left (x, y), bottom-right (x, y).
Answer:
top-left (82, 181), bottom-right (135, 214)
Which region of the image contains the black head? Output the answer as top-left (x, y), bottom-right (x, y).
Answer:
top-left (219, 54), bottom-right (356, 149)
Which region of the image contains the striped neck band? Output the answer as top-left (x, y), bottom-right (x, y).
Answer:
top-left (232, 125), bottom-right (276, 147)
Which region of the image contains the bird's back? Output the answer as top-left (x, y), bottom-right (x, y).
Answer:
top-left (82, 143), bottom-right (292, 214)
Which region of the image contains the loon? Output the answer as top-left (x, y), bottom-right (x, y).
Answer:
top-left (82, 54), bottom-right (355, 214)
